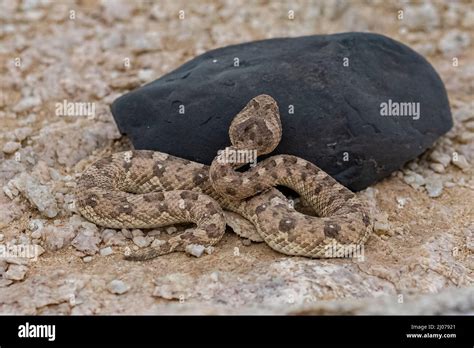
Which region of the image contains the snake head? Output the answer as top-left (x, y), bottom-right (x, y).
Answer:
top-left (229, 94), bottom-right (282, 156)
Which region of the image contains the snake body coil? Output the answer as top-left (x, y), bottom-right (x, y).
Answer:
top-left (76, 95), bottom-right (372, 260)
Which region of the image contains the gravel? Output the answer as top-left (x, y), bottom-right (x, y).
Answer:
top-left (465, 227), bottom-right (474, 252)
top-left (404, 3), bottom-right (440, 31)
top-left (438, 30), bottom-right (471, 56)
top-left (12, 96), bottom-right (41, 112)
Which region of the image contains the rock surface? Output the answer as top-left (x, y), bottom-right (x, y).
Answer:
top-left (111, 32), bottom-right (453, 191)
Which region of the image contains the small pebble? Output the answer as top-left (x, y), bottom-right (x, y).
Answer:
top-left (454, 106), bottom-right (473, 123)
top-left (121, 228), bottom-right (132, 239)
top-left (425, 180), bottom-right (443, 198)
top-left (2, 141), bottom-right (21, 154)
top-left (403, 172), bottom-right (425, 188)
top-left (100, 247), bottom-right (113, 256)
top-left (452, 154), bottom-right (470, 171)
top-left (10, 173), bottom-right (59, 218)
top-left (210, 272), bottom-right (219, 282)
top-left (102, 229), bottom-right (126, 246)
top-left (131, 229), bottom-right (144, 237)
top-left (4, 264), bottom-right (28, 281)
top-left (185, 244), bottom-right (205, 257)
top-left (151, 239), bottom-right (166, 248)
top-left (396, 197), bottom-right (407, 208)
top-left (102, 229), bottom-right (116, 241)
top-left (241, 238), bottom-right (252, 246)
top-left (166, 226), bottom-right (177, 234)
top-left (4, 257), bottom-right (28, 265)
top-left (83, 256), bottom-right (93, 263)
top-left (3, 186), bottom-right (16, 200)
top-left (107, 279), bottom-right (130, 295)
top-left (457, 131), bottom-right (474, 143)
top-left (465, 120), bottom-right (474, 130)
top-left (0, 233), bottom-right (4, 242)
top-left (14, 127), bottom-right (33, 141)
top-left (394, 227), bottom-right (404, 235)
top-left (28, 219), bottom-right (44, 232)
top-left (429, 151), bottom-right (451, 167)
top-left (429, 163), bottom-right (445, 173)
top-left (138, 69), bottom-right (154, 82)
top-left (133, 236), bottom-right (150, 248)
top-left (30, 229), bottom-right (43, 239)
top-left (406, 161), bottom-right (418, 171)
top-left (374, 221), bottom-right (391, 235)
top-left (110, 76), bottom-right (141, 89)
top-left (148, 229), bottom-right (161, 237)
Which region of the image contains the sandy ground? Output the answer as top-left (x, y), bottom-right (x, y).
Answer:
top-left (0, 0), bottom-right (473, 314)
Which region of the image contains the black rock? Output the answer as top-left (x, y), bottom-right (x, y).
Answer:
top-left (111, 32), bottom-right (453, 191)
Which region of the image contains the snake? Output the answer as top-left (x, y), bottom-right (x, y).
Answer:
top-left (76, 95), bottom-right (372, 260)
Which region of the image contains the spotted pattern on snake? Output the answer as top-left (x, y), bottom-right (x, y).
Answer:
top-left (76, 95), bottom-right (373, 260)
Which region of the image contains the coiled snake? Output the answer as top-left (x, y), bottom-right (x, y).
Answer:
top-left (76, 95), bottom-right (372, 260)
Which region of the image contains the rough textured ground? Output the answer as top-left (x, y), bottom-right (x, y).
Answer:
top-left (0, 0), bottom-right (473, 314)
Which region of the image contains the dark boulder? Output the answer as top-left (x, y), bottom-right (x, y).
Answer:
top-left (111, 32), bottom-right (453, 191)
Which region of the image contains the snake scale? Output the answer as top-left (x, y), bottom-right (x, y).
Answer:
top-left (76, 95), bottom-right (372, 260)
